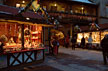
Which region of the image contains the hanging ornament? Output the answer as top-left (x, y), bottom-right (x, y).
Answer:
top-left (32, 0), bottom-right (40, 12)
top-left (74, 25), bottom-right (80, 32)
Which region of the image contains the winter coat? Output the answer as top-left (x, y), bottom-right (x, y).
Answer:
top-left (81, 37), bottom-right (85, 46)
top-left (101, 38), bottom-right (108, 51)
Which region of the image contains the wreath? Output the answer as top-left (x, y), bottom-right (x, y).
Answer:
top-left (24, 28), bottom-right (31, 35)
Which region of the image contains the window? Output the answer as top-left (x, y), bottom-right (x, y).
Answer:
top-left (106, 5), bottom-right (108, 17)
top-left (50, 6), bottom-right (57, 11)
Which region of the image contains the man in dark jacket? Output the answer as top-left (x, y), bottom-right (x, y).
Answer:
top-left (101, 34), bottom-right (108, 65)
top-left (71, 37), bottom-right (76, 50)
top-left (81, 37), bottom-right (85, 49)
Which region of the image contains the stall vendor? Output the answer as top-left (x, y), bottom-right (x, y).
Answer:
top-left (0, 35), bottom-right (7, 53)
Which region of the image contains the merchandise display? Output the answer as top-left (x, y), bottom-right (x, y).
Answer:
top-left (24, 25), bottom-right (42, 49)
top-left (0, 22), bottom-right (45, 69)
top-left (77, 31), bottom-right (108, 44)
top-left (0, 23), bottom-right (43, 52)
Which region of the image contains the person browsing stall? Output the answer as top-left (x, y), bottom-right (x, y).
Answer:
top-left (0, 35), bottom-right (8, 53)
top-left (101, 34), bottom-right (108, 65)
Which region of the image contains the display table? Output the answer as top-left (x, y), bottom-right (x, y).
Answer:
top-left (0, 48), bottom-right (45, 69)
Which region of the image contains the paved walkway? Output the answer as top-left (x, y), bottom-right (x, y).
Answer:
top-left (17, 47), bottom-right (108, 71)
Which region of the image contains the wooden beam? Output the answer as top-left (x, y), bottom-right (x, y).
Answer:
top-left (0, 19), bottom-right (54, 27)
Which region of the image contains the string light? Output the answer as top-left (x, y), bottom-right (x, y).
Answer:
top-left (26, 17), bottom-right (30, 20)
top-left (22, 0), bottom-right (25, 3)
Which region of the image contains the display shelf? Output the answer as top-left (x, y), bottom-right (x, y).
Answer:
top-left (24, 36), bottom-right (30, 37)
top-left (31, 31), bottom-right (38, 34)
top-left (31, 38), bottom-right (38, 40)
top-left (31, 31), bottom-right (41, 34)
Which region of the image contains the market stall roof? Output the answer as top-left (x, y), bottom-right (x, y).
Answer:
top-left (80, 24), bottom-right (108, 32)
top-left (99, 23), bottom-right (108, 30)
top-left (0, 4), bottom-right (46, 24)
top-left (68, 0), bottom-right (96, 5)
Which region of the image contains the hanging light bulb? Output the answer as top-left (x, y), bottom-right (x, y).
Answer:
top-left (54, 3), bottom-right (57, 6)
top-left (22, 0), bottom-right (25, 3)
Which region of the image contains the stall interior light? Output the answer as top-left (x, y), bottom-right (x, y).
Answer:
top-left (54, 3), bottom-right (57, 6)
top-left (26, 18), bottom-right (30, 20)
top-left (81, 7), bottom-right (84, 10)
top-left (22, 1), bottom-right (25, 3)
top-left (16, 3), bottom-right (20, 8)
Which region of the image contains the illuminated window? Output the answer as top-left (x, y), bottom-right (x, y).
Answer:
top-left (16, 3), bottom-right (20, 8)
top-left (106, 5), bottom-right (108, 17)
top-left (21, 4), bottom-right (26, 8)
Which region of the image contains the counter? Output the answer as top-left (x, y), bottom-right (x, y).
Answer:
top-left (0, 48), bottom-right (45, 69)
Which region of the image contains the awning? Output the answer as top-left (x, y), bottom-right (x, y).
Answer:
top-left (68, 0), bottom-right (96, 5)
top-left (0, 4), bottom-right (46, 24)
top-left (80, 24), bottom-right (108, 32)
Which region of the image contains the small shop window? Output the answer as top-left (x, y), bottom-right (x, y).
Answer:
top-left (0, 22), bottom-right (43, 52)
top-left (24, 24), bottom-right (42, 49)
top-left (0, 22), bottom-right (22, 51)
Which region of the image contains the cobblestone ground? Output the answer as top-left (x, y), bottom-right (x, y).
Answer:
top-left (16, 47), bottom-right (108, 71)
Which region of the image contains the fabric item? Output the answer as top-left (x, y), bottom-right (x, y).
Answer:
top-left (101, 37), bottom-right (108, 51)
top-left (88, 37), bottom-right (92, 43)
top-left (81, 37), bottom-right (85, 48)
top-left (72, 43), bottom-right (75, 50)
top-left (71, 38), bottom-right (76, 43)
top-left (101, 37), bottom-right (108, 65)
top-left (66, 35), bottom-right (69, 43)
top-left (53, 46), bottom-right (58, 55)
top-left (52, 40), bottom-right (57, 47)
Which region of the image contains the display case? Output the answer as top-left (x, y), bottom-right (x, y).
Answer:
top-left (24, 24), bottom-right (42, 49)
top-left (0, 23), bottom-right (43, 51)
top-left (77, 31), bottom-right (108, 49)
top-left (0, 22), bottom-right (22, 52)
top-left (0, 22), bottom-right (45, 69)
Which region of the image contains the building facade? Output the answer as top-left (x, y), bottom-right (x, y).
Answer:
top-left (40, 0), bottom-right (97, 37)
top-left (1, 0), bottom-right (108, 47)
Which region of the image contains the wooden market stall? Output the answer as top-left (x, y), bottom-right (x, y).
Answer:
top-left (0, 5), bottom-right (49, 69)
top-left (77, 23), bottom-right (108, 49)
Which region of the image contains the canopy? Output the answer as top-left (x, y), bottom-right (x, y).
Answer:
top-left (68, 0), bottom-right (96, 4)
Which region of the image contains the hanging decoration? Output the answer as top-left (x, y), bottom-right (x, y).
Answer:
top-left (32, 0), bottom-right (40, 12)
top-left (31, 0), bottom-right (59, 25)
top-left (18, 0), bottom-right (35, 14)
top-left (74, 25), bottom-right (81, 32)
top-left (18, 0), bottom-right (59, 25)
top-left (89, 23), bottom-right (100, 31)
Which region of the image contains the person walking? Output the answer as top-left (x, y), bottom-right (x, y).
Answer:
top-left (0, 35), bottom-right (7, 53)
top-left (52, 37), bottom-right (58, 55)
top-left (81, 36), bottom-right (85, 49)
top-left (65, 35), bottom-right (69, 48)
top-left (101, 34), bottom-right (108, 65)
top-left (50, 37), bottom-right (54, 55)
top-left (71, 37), bottom-right (76, 50)
top-left (56, 39), bottom-right (59, 54)
top-left (88, 34), bottom-right (93, 49)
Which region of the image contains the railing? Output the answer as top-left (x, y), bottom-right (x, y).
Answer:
top-left (47, 11), bottom-right (97, 22)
